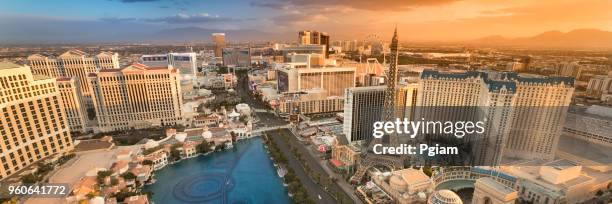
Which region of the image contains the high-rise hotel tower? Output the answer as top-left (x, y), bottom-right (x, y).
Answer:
top-left (418, 70), bottom-right (573, 162)
top-left (0, 62), bottom-right (74, 179)
top-left (501, 73), bottom-right (574, 160)
top-left (88, 63), bottom-right (183, 132)
top-left (27, 50), bottom-right (120, 107)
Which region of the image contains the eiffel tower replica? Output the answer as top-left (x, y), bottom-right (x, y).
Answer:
top-left (350, 27), bottom-right (405, 184)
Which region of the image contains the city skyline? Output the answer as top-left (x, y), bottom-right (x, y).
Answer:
top-left (1, 0), bottom-right (612, 44)
top-left (0, 1), bottom-right (611, 203)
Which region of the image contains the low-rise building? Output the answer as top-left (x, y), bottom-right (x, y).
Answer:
top-left (230, 124), bottom-right (252, 140)
top-left (501, 159), bottom-right (612, 204)
top-left (472, 177), bottom-right (518, 204)
top-left (330, 135), bottom-right (360, 173)
top-left (129, 164), bottom-right (152, 184)
top-left (181, 141), bottom-right (197, 158)
top-left (125, 195), bottom-right (150, 204)
top-left (110, 160), bottom-right (129, 175)
top-left (71, 176), bottom-right (97, 200)
top-left (373, 168), bottom-right (434, 204)
top-left (193, 113), bottom-right (222, 127)
top-left (145, 149), bottom-right (168, 171)
top-left (202, 127), bottom-right (232, 146)
top-left (564, 106), bottom-right (612, 147)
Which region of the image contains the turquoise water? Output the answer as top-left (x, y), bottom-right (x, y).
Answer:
top-left (144, 138), bottom-right (291, 204)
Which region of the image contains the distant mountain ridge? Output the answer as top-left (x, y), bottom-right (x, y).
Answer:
top-left (469, 29), bottom-right (612, 49)
top-left (151, 27), bottom-right (293, 43)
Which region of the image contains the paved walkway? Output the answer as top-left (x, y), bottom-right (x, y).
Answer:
top-left (25, 145), bottom-right (141, 204)
top-left (253, 108), bottom-right (270, 113)
top-left (274, 129), bottom-right (359, 204)
top-left (267, 130), bottom-right (336, 203)
top-left (304, 145), bottom-right (363, 204)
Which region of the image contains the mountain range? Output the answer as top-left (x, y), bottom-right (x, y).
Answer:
top-left (467, 29), bottom-right (612, 49)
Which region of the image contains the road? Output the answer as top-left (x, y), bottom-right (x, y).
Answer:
top-left (236, 71), bottom-right (360, 204)
top-left (303, 143), bottom-right (363, 204)
top-left (267, 129), bottom-right (336, 204)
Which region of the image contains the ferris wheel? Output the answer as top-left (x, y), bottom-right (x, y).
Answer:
top-left (364, 34), bottom-right (383, 46)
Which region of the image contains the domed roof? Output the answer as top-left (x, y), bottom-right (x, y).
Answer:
top-left (389, 174), bottom-right (408, 192)
top-left (202, 131), bottom-right (212, 139)
top-left (429, 190), bottom-right (463, 204)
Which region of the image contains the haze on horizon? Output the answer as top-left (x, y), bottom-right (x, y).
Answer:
top-left (0, 0), bottom-right (611, 43)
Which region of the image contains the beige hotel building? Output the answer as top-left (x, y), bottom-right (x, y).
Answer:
top-left (57, 77), bottom-right (89, 133)
top-left (88, 63), bottom-right (183, 132)
top-left (276, 66), bottom-right (356, 97)
top-left (0, 62), bottom-right (74, 180)
top-left (418, 70), bottom-right (574, 162)
top-left (27, 50), bottom-right (120, 108)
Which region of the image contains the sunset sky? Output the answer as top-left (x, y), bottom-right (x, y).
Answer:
top-left (1, 0), bottom-right (611, 43)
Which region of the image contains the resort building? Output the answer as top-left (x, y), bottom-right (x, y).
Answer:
top-left (201, 126), bottom-right (232, 147)
top-left (230, 124), bottom-right (253, 140)
top-left (419, 70), bottom-right (516, 165)
top-left (140, 53), bottom-right (198, 77)
top-left (25, 54), bottom-right (63, 78)
top-left (222, 48), bottom-right (251, 67)
top-left (277, 93), bottom-right (344, 115)
top-left (563, 105), bottom-right (612, 147)
top-left (373, 168), bottom-right (434, 204)
top-left (472, 177), bottom-right (518, 204)
top-left (140, 54), bottom-right (169, 68)
top-left (179, 141), bottom-right (197, 158)
top-left (287, 53), bottom-right (325, 68)
top-left (125, 195), bottom-right (150, 204)
top-left (342, 84), bottom-right (417, 143)
top-left (500, 159), bottom-right (612, 204)
top-left (586, 74), bottom-right (611, 97)
top-left (168, 52), bottom-right (198, 77)
top-left (27, 50), bottom-right (121, 108)
top-left (211, 33), bottom-right (226, 58)
top-left (88, 63), bottom-right (183, 132)
top-left (280, 44), bottom-right (326, 62)
top-left (339, 59), bottom-right (385, 86)
top-left (193, 113), bottom-right (223, 128)
top-left (276, 66), bottom-right (356, 97)
top-left (432, 167), bottom-right (517, 191)
top-left (330, 135), bottom-right (361, 173)
top-left (129, 164), bottom-right (152, 185)
top-left (342, 86), bottom-right (385, 143)
top-left (144, 149), bottom-right (168, 171)
top-left (418, 70), bottom-right (574, 162)
top-left (95, 52), bottom-right (121, 70)
top-left (71, 176), bottom-right (97, 200)
top-left (501, 73), bottom-right (574, 160)
top-left (56, 77), bottom-right (89, 133)
top-left (0, 62), bottom-right (74, 180)
top-left (298, 30), bottom-right (330, 57)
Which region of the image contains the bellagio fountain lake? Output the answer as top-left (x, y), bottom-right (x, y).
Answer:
top-left (144, 137), bottom-right (291, 204)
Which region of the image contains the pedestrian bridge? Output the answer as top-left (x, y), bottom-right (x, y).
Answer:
top-left (251, 124), bottom-right (291, 135)
top-left (253, 108), bottom-right (271, 113)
